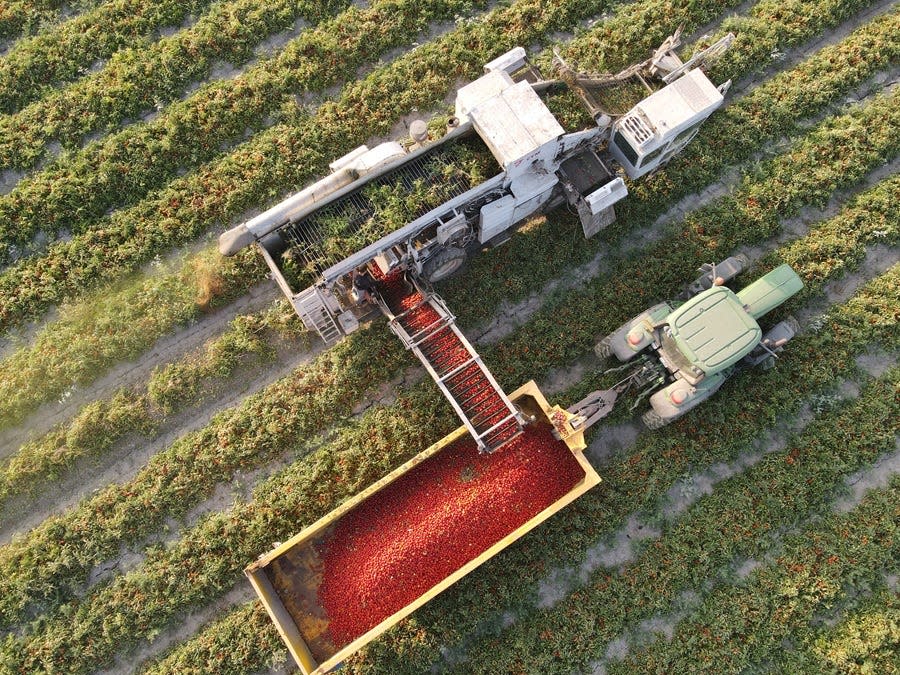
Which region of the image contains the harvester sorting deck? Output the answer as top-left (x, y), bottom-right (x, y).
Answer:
top-left (220, 28), bottom-right (735, 453)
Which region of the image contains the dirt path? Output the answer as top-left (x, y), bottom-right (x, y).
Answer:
top-left (0, 328), bottom-right (320, 542)
top-left (0, 280), bottom-right (280, 455)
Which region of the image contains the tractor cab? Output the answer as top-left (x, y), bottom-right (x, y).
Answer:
top-left (658, 285), bottom-right (762, 385)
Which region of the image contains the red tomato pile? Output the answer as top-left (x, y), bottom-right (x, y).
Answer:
top-left (376, 271), bottom-right (520, 448)
top-left (317, 424), bottom-right (585, 647)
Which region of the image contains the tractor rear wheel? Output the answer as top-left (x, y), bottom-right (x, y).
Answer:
top-left (641, 409), bottom-right (672, 430)
top-left (424, 246), bottom-right (466, 282)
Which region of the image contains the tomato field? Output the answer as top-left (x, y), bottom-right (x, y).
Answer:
top-left (0, 0), bottom-right (897, 673)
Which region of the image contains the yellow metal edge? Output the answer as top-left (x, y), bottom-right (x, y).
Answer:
top-left (245, 567), bottom-right (318, 674)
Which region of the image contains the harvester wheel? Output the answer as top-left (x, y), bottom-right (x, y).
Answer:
top-left (641, 409), bottom-right (672, 430)
top-left (594, 335), bottom-right (614, 359)
top-left (424, 246), bottom-right (466, 282)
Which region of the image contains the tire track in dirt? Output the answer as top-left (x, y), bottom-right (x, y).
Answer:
top-left (0, 330), bottom-right (319, 542)
top-left (589, 387), bottom-right (899, 674)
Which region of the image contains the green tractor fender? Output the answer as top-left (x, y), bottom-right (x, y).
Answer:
top-left (595, 302), bottom-right (672, 362)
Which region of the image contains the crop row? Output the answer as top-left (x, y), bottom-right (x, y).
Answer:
top-left (0, 8), bottom-right (888, 624)
top-left (0, 0), bottom-right (103, 41)
top-left (137, 174), bottom-right (900, 673)
top-left (0, 246), bottom-right (267, 431)
top-left (3, 84), bottom-right (897, 669)
top-left (0, 300), bottom-right (305, 510)
top-left (0, 0), bottom-right (355, 169)
top-left (0, 0), bottom-right (492, 246)
top-left (0, 0), bottom-right (888, 434)
top-left (0, 0), bottom-right (217, 113)
top-left (610, 463), bottom-right (900, 673)
top-left (139, 600), bottom-right (277, 674)
top-left (0, 316), bottom-right (407, 626)
top-left (773, 584), bottom-right (900, 673)
top-left (19, 257), bottom-right (898, 675)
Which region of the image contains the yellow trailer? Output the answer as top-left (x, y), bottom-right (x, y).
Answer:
top-left (245, 381), bottom-right (600, 673)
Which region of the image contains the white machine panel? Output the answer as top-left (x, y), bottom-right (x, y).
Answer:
top-left (585, 177), bottom-right (628, 214)
top-left (479, 194), bottom-right (517, 243)
top-left (469, 81), bottom-right (563, 174)
top-left (456, 70), bottom-right (516, 118)
top-left (483, 47), bottom-right (527, 75)
top-left (626, 69), bottom-right (723, 151)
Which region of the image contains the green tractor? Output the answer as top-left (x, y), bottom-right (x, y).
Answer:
top-left (566, 258), bottom-right (804, 430)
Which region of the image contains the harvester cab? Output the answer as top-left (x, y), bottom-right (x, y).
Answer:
top-left (564, 260), bottom-right (804, 433)
top-left (552, 26), bottom-right (734, 180)
top-left (217, 30), bottom-right (734, 451)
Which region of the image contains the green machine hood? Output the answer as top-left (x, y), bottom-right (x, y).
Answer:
top-left (667, 286), bottom-right (761, 375)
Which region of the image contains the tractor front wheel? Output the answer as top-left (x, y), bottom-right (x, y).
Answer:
top-left (594, 335), bottom-right (614, 359)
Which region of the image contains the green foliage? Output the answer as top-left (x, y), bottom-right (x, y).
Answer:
top-left (612, 467), bottom-right (900, 673)
top-left (139, 602), bottom-right (283, 674)
top-left (0, 0), bottom-right (352, 161)
top-left (0, 0), bottom-right (217, 114)
top-left (0, 0), bottom-right (105, 40)
top-left (0, 246), bottom-right (266, 431)
top-left (777, 587), bottom-right (900, 673)
top-left (147, 312), bottom-right (274, 412)
top-left (0, 389), bottom-right (153, 501)
top-left (0, 299), bottom-right (305, 509)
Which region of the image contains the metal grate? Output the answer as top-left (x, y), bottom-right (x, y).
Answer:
top-left (279, 141), bottom-right (483, 277)
top-left (622, 114), bottom-right (654, 145)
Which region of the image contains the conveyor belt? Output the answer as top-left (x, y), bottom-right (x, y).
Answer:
top-left (376, 271), bottom-right (524, 453)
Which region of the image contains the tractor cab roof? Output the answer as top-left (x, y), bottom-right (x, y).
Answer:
top-left (667, 285), bottom-right (761, 375)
